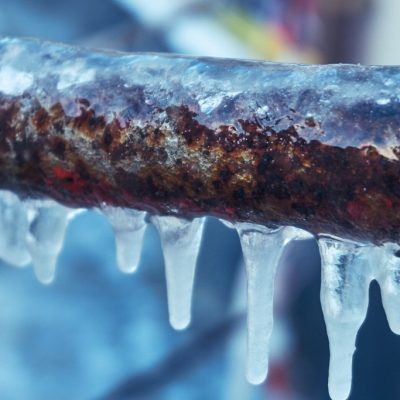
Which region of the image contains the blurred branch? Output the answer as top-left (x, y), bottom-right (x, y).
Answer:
top-left (99, 314), bottom-right (242, 400)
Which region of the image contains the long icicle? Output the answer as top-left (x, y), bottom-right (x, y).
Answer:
top-left (319, 237), bottom-right (373, 400)
top-left (235, 224), bottom-right (313, 385)
top-left (221, 220), bottom-right (311, 385)
top-left (151, 216), bottom-right (205, 330)
top-left (236, 224), bottom-right (286, 385)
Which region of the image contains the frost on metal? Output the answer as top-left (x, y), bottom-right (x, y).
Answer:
top-left (1, 37), bottom-right (400, 399)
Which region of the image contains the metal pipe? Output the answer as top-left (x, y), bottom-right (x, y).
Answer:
top-left (1, 37), bottom-right (400, 244)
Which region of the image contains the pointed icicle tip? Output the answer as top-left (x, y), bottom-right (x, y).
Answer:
top-left (152, 215), bottom-right (206, 331)
top-left (25, 200), bottom-right (72, 284)
top-left (318, 236), bottom-right (373, 400)
top-left (102, 207), bottom-right (147, 274)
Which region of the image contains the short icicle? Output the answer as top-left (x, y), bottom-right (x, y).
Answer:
top-left (0, 190), bottom-right (31, 266)
top-left (25, 200), bottom-right (74, 284)
top-left (151, 215), bottom-right (206, 330)
top-left (375, 243), bottom-right (400, 335)
top-left (236, 223), bottom-right (293, 385)
top-left (318, 237), bottom-right (373, 400)
top-left (102, 207), bottom-right (147, 273)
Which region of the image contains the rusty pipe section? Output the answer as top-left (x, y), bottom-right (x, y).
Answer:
top-left (1, 37), bottom-right (400, 244)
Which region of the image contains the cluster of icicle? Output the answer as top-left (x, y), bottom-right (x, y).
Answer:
top-left (1, 189), bottom-right (400, 400)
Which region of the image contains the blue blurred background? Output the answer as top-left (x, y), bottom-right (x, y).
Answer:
top-left (0, 1), bottom-right (400, 399)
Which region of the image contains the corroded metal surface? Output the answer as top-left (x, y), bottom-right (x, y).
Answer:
top-left (1, 37), bottom-right (400, 244)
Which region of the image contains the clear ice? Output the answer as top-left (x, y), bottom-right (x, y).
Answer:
top-left (151, 215), bottom-right (206, 330)
top-left (236, 223), bottom-right (312, 385)
top-left (0, 190), bottom-right (31, 266)
top-left (376, 243), bottom-right (400, 335)
top-left (1, 189), bottom-right (400, 399)
top-left (236, 224), bottom-right (287, 385)
top-left (318, 237), bottom-right (373, 400)
top-left (25, 200), bottom-right (74, 284)
top-left (317, 237), bottom-right (400, 400)
top-left (102, 206), bottom-right (147, 273)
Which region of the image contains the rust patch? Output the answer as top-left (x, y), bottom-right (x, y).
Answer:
top-left (1, 93), bottom-right (400, 245)
top-left (69, 100), bottom-right (106, 140)
top-left (32, 107), bottom-right (50, 134)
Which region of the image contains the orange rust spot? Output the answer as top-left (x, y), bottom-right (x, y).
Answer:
top-left (50, 102), bottom-right (65, 118)
top-left (32, 107), bottom-right (50, 134)
top-left (69, 104), bottom-right (106, 140)
top-left (144, 127), bottom-right (165, 147)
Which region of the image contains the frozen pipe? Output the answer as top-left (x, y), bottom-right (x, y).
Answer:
top-left (0, 37), bottom-right (400, 245)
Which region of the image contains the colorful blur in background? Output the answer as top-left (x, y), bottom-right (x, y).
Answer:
top-left (0, 1), bottom-right (399, 399)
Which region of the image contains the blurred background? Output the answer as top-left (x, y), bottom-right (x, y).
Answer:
top-left (0, 0), bottom-right (400, 399)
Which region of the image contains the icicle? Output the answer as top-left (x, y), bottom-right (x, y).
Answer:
top-left (25, 200), bottom-right (73, 284)
top-left (102, 207), bottom-right (147, 273)
top-left (236, 223), bottom-right (300, 385)
top-left (219, 218), bottom-right (235, 229)
top-left (151, 215), bottom-right (206, 330)
top-left (318, 237), bottom-right (373, 400)
top-left (375, 243), bottom-right (400, 335)
top-left (0, 190), bottom-right (31, 266)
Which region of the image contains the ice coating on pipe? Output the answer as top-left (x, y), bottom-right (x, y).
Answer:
top-left (151, 215), bottom-right (205, 330)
